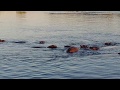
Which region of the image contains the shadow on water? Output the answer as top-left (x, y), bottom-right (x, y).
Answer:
top-left (16, 11), bottom-right (27, 18)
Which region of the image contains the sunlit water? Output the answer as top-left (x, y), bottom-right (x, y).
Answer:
top-left (0, 11), bottom-right (120, 79)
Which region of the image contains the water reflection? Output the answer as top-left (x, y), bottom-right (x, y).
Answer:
top-left (16, 11), bottom-right (27, 18)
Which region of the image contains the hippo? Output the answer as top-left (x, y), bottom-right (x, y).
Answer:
top-left (39, 41), bottom-right (45, 44)
top-left (32, 46), bottom-right (46, 48)
top-left (47, 45), bottom-right (57, 48)
top-left (0, 39), bottom-right (5, 42)
top-left (89, 47), bottom-right (99, 50)
top-left (104, 42), bottom-right (116, 46)
top-left (64, 45), bottom-right (71, 48)
top-left (13, 41), bottom-right (26, 44)
top-left (80, 45), bottom-right (89, 49)
top-left (66, 47), bottom-right (79, 53)
top-left (105, 42), bottom-right (112, 46)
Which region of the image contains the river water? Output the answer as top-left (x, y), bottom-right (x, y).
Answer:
top-left (0, 11), bottom-right (120, 79)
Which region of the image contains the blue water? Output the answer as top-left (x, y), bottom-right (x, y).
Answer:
top-left (0, 11), bottom-right (120, 79)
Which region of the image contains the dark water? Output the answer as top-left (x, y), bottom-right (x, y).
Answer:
top-left (0, 11), bottom-right (120, 79)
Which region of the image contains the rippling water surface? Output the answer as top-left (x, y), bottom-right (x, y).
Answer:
top-left (0, 11), bottom-right (120, 79)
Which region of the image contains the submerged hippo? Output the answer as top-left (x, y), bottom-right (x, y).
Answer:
top-left (32, 46), bottom-right (46, 48)
top-left (0, 39), bottom-right (5, 42)
top-left (12, 41), bottom-right (26, 44)
top-left (64, 45), bottom-right (71, 48)
top-left (104, 42), bottom-right (116, 46)
top-left (47, 45), bottom-right (57, 48)
top-left (39, 41), bottom-right (45, 44)
top-left (89, 47), bottom-right (99, 50)
top-left (67, 47), bottom-right (79, 53)
top-left (80, 45), bottom-right (89, 49)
